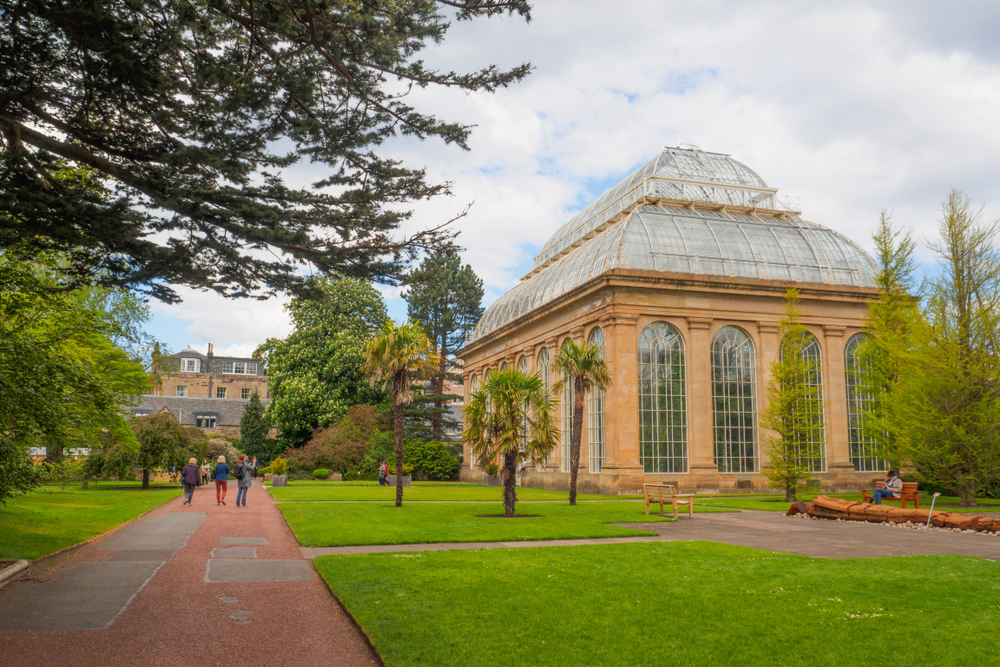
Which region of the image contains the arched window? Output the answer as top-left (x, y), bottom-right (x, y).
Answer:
top-left (517, 356), bottom-right (529, 451)
top-left (638, 322), bottom-right (687, 473)
top-left (588, 327), bottom-right (606, 473)
top-left (845, 333), bottom-right (884, 472)
top-left (537, 348), bottom-right (549, 390)
top-left (500, 362), bottom-right (508, 371)
top-left (712, 326), bottom-right (757, 472)
top-left (780, 331), bottom-right (826, 472)
top-left (468, 374), bottom-right (479, 467)
top-left (561, 339), bottom-right (574, 472)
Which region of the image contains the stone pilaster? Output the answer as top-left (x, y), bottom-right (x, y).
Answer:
top-left (756, 321), bottom-right (781, 467)
top-left (685, 317), bottom-right (717, 479)
top-left (599, 314), bottom-right (644, 492)
top-left (822, 325), bottom-right (854, 476)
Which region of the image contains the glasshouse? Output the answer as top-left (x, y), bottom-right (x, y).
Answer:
top-left (458, 146), bottom-right (881, 494)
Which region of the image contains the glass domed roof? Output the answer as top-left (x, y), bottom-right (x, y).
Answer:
top-left (468, 148), bottom-right (878, 344)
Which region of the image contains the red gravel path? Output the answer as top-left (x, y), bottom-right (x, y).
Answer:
top-left (0, 482), bottom-right (380, 667)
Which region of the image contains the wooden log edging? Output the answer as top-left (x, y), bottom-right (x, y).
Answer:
top-left (787, 496), bottom-right (1000, 533)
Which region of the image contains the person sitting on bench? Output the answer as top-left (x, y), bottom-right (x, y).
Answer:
top-left (871, 470), bottom-right (903, 505)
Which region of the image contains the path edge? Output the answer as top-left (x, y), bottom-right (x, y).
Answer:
top-left (310, 559), bottom-right (387, 667)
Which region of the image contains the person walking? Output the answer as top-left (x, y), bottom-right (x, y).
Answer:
top-left (378, 460), bottom-right (388, 486)
top-left (234, 454), bottom-right (257, 507)
top-left (212, 455), bottom-right (230, 506)
top-left (200, 460), bottom-right (210, 485)
top-left (181, 457), bottom-right (200, 505)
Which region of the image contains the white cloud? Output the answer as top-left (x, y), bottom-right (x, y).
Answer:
top-left (148, 0), bottom-right (1000, 349)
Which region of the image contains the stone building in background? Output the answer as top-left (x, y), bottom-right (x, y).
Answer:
top-left (133, 344), bottom-right (274, 438)
top-left (458, 147), bottom-right (881, 495)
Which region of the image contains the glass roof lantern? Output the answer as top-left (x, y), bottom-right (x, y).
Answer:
top-left (468, 147), bottom-right (877, 344)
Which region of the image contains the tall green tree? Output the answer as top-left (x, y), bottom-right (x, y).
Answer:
top-left (258, 276), bottom-right (389, 450)
top-left (464, 368), bottom-right (557, 517)
top-left (363, 321), bottom-right (439, 507)
top-left (761, 290), bottom-right (825, 502)
top-left (552, 340), bottom-right (611, 506)
top-left (0, 1), bottom-right (532, 303)
top-left (403, 250), bottom-right (484, 440)
top-left (240, 390), bottom-right (272, 464)
top-left (886, 190), bottom-right (1000, 507)
top-left (1, 247), bottom-right (150, 505)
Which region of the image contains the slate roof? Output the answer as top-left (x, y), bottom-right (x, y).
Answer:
top-left (130, 396), bottom-right (269, 427)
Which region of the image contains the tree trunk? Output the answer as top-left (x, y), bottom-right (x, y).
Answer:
top-left (959, 487), bottom-right (977, 508)
top-left (569, 380), bottom-right (585, 506)
top-left (142, 468), bottom-right (150, 490)
top-left (394, 371), bottom-right (406, 508)
top-left (502, 451), bottom-right (517, 517)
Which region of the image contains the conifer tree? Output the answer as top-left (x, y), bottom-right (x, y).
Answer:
top-left (240, 391), bottom-right (272, 464)
top-left (0, 1), bottom-right (532, 302)
top-left (760, 290), bottom-right (825, 501)
top-left (403, 250), bottom-right (484, 440)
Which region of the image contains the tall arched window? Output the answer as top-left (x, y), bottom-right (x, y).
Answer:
top-left (500, 362), bottom-right (508, 371)
top-left (468, 374), bottom-right (479, 467)
top-left (712, 326), bottom-right (757, 472)
top-left (560, 339), bottom-right (574, 472)
top-left (638, 322), bottom-right (687, 473)
top-left (780, 331), bottom-right (826, 472)
top-left (517, 356), bottom-right (529, 451)
top-left (536, 348), bottom-right (550, 467)
top-left (588, 327), bottom-right (606, 473)
top-left (845, 333), bottom-right (884, 472)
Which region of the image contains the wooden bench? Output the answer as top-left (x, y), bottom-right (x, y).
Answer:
top-left (643, 484), bottom-right (694, 519)
top-left (862, 482), bottom-right (920, 509)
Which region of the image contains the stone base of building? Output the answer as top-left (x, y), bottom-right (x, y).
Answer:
top-left (459, 464), bottom-right (884, 495)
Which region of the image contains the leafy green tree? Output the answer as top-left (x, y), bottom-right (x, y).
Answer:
top-left (552, 339), bottom-right (611, 506)
top-left (0, 1), bottom-right (531, 302)
top-left (258, 276), bottom-right (389, 450)
top-left (403, 250), bottom-right (485, 440)
top-left (239, 391), bottom-right (272, 464)
top-left (464, 368), bottom-right (558, 517)
top-left (885, 190), bottom-right (1000, 506)
top-left (131, 414), bottom-right (207, 489)
top-left (1, 248), bottom-right (150, 505)
top-left (404, 440), bottom-right (461, 481)
top-left (761, 290), bottom-right (826, 502)
top-left (363, 322), bottom-right (440, 507)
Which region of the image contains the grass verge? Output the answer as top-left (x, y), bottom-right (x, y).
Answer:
top-left (316, 542), bottom-right (1000, 667)
top-left (0, 483), bottom-right (183, 560)
top-left (277, 500), bottom-right (731, 547)
top-left (268, 482), bottom-right (637, 502)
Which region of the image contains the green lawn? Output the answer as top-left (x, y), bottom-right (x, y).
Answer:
top-left (316, 542), bottom-right (1000, 667)
top-left (0, 483), bottom-right (183, 560)
top-left (277, 500), bottom-right (725, 547)
top-left (268, 482), bottom-right (637, 502)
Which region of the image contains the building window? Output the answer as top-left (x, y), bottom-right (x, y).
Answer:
top-left (536, 348), bottom-right (550, 468)
top-left (132, 411), bottom-right (151, 418)
top-left (560, 340), bottom-right (574, 472)
top-left (195, 415), bottom-right (217, 428)
top-left (638, 322), bottom-right (687, 473)
top-left (846, 333), bottom-right (884, 472)
top-left (468, 374), bottom-right (479, 468)
top-left (223, 361), bottom-right (258, 375)
top-left (517, 356), bottom-right (529, 451)
top-left (216, 387), bottom-right (227, 399)
top-left (176, 385), bottom-right (187, 397)
top-left (780, 331), bottom-right (826, 473)
top-left (588, 327), bottom-right (606, 473)
top-left (180, 358), bottom-right (200, 373)
top-left (242, 388), bottom-right (252, 400)
top-left (712, 326), bottom-right (758, 473)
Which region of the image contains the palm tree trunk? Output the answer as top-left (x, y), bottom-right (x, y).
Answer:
top-left (503, 451), bottom-right (517, 517)
top-left (569, 380), bottom-right (585, 506)
top-left (393, 372), bottom-right (406, 508)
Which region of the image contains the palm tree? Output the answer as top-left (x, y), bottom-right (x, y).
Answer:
top-left (553, 339), bottom-right (611, 505)
top-left (464, 368), bottom-right (558, 517)
top-left (363, 321), bottom-right (439, 507)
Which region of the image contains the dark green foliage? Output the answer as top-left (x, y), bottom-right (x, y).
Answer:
top-left (0, 439), bottom-right (40, 508)
top-left (403, 440), bottom-right (460, 480)
top-left (0, 1), bottom-right (531, 302)
top-left (313, 469), bottom-right (331, 480)
top-left (286, 405), bottom-right (389, 474)
top-left (88, 413), bottom-right (209, 489)
top-left (259, 277), bottom-right (389, 449)
top-left (239, 391), bottom-right (271, 463)
top-left (403, 250), bottom-right (485, 440)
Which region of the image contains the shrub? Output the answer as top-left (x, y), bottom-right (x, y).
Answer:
top-left (485, 463), bottom-right (499, 476)
top-left (287, 405), bottom-right (388, 474)
top-left (258, 466), bottom-right (271, 476)
top-left (206, 438), bottom-right (240, 470)
top-left (313, 468), bottom-right (330, 479)
top-left (404, 440), bottom-right (461, 481)
top-left (270, 456), bottom-right (288, 476)
top-left (388, 463), bottom-right (414, 476)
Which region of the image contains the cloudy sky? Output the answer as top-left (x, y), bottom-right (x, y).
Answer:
top-left (149, 0), bottom-right (1000, 357)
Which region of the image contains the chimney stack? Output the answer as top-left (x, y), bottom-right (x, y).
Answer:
top-left (207, 343), bottom-right (214, 357)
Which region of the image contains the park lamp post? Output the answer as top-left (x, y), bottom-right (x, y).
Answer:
top-left (926, 492), bottom-right (942, 527)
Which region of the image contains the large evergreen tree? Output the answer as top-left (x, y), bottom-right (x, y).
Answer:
top-left (257, 276), bottom-right (389, 450)
top-left (403, 250), bottom-right (484, 440)
top-left (0, 1), bottom-right (532, 302)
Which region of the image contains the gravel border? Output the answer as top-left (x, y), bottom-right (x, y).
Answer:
top-left (789, 513), bottom-right (1000, 535)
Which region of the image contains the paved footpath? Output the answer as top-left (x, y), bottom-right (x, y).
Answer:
top-left (0, 482), bottom-right (379, 667)
top-left (302, 509), bottom-right (1000, 560)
